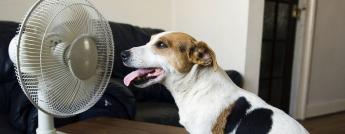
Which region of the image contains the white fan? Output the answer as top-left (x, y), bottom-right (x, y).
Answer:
top-left (8, 0), bottom-right (114, 133)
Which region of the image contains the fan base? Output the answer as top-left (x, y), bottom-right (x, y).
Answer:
top-left (36, 110), bottom-right (56, 134)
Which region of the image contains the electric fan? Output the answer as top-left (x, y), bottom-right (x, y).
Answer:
top-left (8, 0), bottom-right (114, 133)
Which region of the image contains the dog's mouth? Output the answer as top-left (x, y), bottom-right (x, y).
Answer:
top-left (123, 68), bottom-right (165, 87)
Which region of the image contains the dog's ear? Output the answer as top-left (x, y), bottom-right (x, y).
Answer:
top-left (188, 41), bottom-right (218, 70)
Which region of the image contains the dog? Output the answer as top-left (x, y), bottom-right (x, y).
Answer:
top-left (121, 32), bottom-right (309, 134)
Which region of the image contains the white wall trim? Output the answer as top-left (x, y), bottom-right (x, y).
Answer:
top-left (243, 0), bottom-right (265, 94)
top-left (289, 0), bottom-right (317, 120)
top-left (306, 99), bottom-right (345, 118)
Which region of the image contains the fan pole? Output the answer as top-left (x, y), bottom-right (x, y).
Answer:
top-left (37, 110), bottom-right (56, 134)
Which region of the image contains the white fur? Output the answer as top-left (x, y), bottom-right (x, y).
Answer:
top-left (124, 32), bottom-right (309, 134)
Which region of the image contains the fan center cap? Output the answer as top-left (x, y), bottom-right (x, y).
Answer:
top-left (68, 36), bottom-right (98, 80)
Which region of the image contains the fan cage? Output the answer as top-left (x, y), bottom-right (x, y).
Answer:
top-left (15, 0), bottom-right (114, 117)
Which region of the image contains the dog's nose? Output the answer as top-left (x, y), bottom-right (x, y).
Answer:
top-left (121, 50), bottom-right (131, 61)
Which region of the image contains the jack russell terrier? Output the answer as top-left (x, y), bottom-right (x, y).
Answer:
top-left (121, 32), bottom-right (309, 134)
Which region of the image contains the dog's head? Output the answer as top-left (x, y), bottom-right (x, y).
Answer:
top-left (122, 32), bottom-right (217, 88)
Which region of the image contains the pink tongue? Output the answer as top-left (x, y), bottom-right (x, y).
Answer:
top-left (123, 68), bottom-right (155, 86)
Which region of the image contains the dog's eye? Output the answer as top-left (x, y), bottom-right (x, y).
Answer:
top-left (156, 42), bottom-right (168, 49)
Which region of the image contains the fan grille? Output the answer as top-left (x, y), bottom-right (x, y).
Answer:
top-left (15, 0), bottom-right (114, 117)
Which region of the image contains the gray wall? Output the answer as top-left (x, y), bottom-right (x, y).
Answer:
top-left (0, 0), bottom-right (35, 21)
top-left (306, 0), bottom-right (345, 117)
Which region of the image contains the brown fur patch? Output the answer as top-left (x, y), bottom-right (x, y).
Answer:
top-left (212, 105), bottom-right (233, 134)
top-left (153, 33), bottom-right (196, 73)
top-left (152, 32), bottom-right (218, 73)
top-left (187, 41), bottom-right (218, 71)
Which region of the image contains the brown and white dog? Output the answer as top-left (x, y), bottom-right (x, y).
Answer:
top-left (121, 32), bottom-right (309, 134)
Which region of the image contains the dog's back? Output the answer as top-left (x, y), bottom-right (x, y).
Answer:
top-left (224, 89), bottom-right (309, 134)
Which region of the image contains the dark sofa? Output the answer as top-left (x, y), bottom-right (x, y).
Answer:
top-left (0, 21), bottom-right (242, 133)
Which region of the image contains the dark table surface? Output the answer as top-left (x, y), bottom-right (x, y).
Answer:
top-left (58, 117), bottom-right (188, 134)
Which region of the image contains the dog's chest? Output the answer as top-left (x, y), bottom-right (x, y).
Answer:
top-left (176, 92), bottom-right (237, 134)
top-left (178, 101), bottom-right (218, 134)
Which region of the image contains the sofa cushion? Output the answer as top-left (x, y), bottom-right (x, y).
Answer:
top-left (0, 114), bottom-right (20, 134)
top-left (135, 102), bottom-right (181, 127)
top-left (0, 21), bottom-right (18, 83)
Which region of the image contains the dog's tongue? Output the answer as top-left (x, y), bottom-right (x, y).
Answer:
top-left (123, 68), bottom-right (154, 86)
